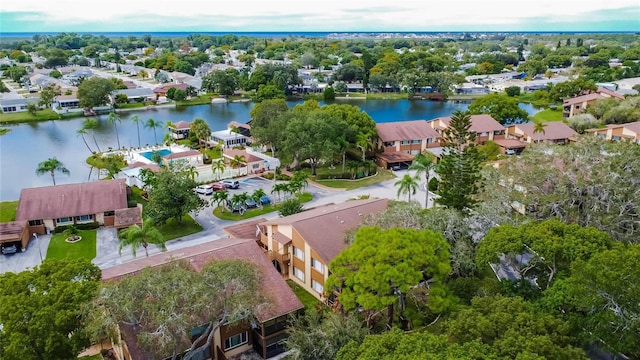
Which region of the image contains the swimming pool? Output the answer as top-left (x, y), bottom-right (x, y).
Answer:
top-left (141, 149), bottom-right (171, 160)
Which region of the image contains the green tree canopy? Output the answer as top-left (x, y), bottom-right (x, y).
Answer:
top-left (327, 226), bottom-right (452, 329)
top-left (77, 77), bottom-right (116, 109)
top-left (92, 259), bottom-right (265, 360)
top-left (0, 259), bottom-right (101, 360)
top-left (36, 157), bottom-right (70, 186)
top-left (467, 93), bottom-right (529, 125)
top-left (146, 163), bottom-right (205, 225)
top-left (436, 110), bottom-right (483, 212)
top-left (38, 83), bottom-right (62, 108)
top-left (189, 118), bottom-right (212, 145)
top-left (202, 68), bottom-right (239, 96)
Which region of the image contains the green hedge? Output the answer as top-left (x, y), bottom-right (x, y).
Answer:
top-left (53, 222), bottom-right (100, 234)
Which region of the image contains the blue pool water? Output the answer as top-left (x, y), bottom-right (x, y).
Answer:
top-left (141, 149), bottom-right (171, 160)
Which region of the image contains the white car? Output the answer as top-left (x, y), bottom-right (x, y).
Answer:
top-left (195, 185), bottom-right (213, 195)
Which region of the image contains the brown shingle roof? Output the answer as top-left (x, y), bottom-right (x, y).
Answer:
top-left (164, 150), bottom-right (201, 160)
top-left (15, 179), bottom-right (128, 221)
top-left (272, 232), bottom-right (292, 246)
top-left (114, 206), bottom-right (142, 228)
top-left (563, 93), bottom-right (605, 105)
top-left (431, 114), bottom-right (505, 134)
top-left (102, 238), bottom-right (303, 323)
top-left (0, 221), bottom-right (27, 242)
top-left (376, 120), bottom-right (440, 142)
top-left (376, 151), bottom-right (414, 163)
top-left (261, 199), bottom-right (389, 264)
top-left (493, 138), bottom-right (527, 149)
top-left (172, 121), bottom-right (191, 130)
top-left (515, 121), bottom-right (578, 141)
top-left (223, 218), bottom-right (268, 240)
top-left (222, 149), bottom-right (262, 163)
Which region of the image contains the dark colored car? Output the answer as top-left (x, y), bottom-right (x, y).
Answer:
top-left (245, 198), bottom-right (258, 208)
top-left (260, 196), bottom-right (271, 205)
top-left (1, 244), bottom-right (18, 255)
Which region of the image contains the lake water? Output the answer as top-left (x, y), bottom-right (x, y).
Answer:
top-left (0, 99), bottom-right (537, 200)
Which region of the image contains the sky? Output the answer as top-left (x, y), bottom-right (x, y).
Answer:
top-left (0, 0), bottom-right (639, 33)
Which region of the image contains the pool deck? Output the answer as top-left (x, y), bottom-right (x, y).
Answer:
top-left (108, 144), bottom-right (194, 166)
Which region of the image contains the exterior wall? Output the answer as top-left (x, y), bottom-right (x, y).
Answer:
top-left (1, 103), bottom-right (29, 113)
top-left (309, 248), bottom-right (328, 300)
top-left (290, 228), bottom-right (307, 289)
top-left (19, 225), bottom-right (30, 250)
top-left (95, 212), bottom-right (105, 224)
top-left (218, 322), bottom-right (252, 359)
top-left (247, 160), bottom-right (265, 174)
top-left (28, 223), bottom-right (46, 236)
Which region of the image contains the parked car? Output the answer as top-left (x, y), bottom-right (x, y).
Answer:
top-left (195, 185), bottom-right (213, 195)
top-left (211, 182), bottom-right (226, 191)
top-left (505, 149), bottom-right (516, 155)
top-left (245, 198), bottom-right (258, 208)
top-left (221, 179), bottom-right (240, 189)
top-left (227, 201), bottom-right (246, 214)
top-left (260, 196), bottom-right (271, 205)
top-left (1, 244), bottom-right (18, 255)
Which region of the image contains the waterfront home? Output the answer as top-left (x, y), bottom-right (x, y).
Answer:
top-left (375, 120), bottom-right (440, 169)
top-left (258, 199), bottom-right (389, 303)
top-left (101, 237), bottom-right (303, 360)
top-left (53, 93), bottom-right (81, 111)
top-left (118, 162), bottom-right (161, 189)
top-left (429, 114), bottom-right (505, 145)
top-left (111, 88), bottom-right (155, 104)
top-left (506, 121), bottom-right (578, 144)
top-left (586, 121), bottom-right (640, 144)
top-left (15, 179), bottom-right (141, 235)
top-left (152, 83), bottom-right (189, 98)
top-left (0, 97), bottom-right (40, 113)
top-left (210, 129), bottom-right (249, 148)
top-left (222, 148), bottom-right (265, 174)
top-left (169, 120), bottom-right (192, 140)
top-left (162, 150), bottom-right (203, 167)
top-left (562, 87), bottom-right (625, 118)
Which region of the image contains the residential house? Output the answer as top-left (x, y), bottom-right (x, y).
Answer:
top-left (15, 179), bottom-right (141, 235)
top-left (62, 68), bottom-right (93, 84)
top-left (562, 87), bottom-right (625, 118)
top-left (210, 128), bottom-right (249, 148)
top-left (111, 88), bottom-right (155, 104)
top-left (152, 83), bottom-right (189, 98)
top-left (0, 221), bottom-right (30, 252)
top-left (102, 237), bottom-right (303, 360)
top-left (118, 162), bottom-right (161, 189)
top-left (169, 120), bottom-right (192, 140)
top-left (0, 97), bottom-right (40, 113)
top-left (454, 82), bottom-right (490, 95)
top-left (586, 121), bottom-right (640, 144)
top-left (53, 93), bottom-right (81, 111)
top-left (258, 198), bottom-right (389, 302)
top-left (375, 120), bottom-right (441, 169)
top-left (222, 148), bottom-right (265, 174)
top-left (429, 114), bottom-right (506, 145)
top-left (506, 121), bottom-right (578, 144)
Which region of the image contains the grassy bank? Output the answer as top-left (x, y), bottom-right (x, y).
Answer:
top-left (532, 108), bottom-right (564, 122)
top-left (288, 280), bottom-right (321, 310)
top-left (47, 229), bottom-right (97, 261)
top-left (0, 109), bottom-right (61, 124)
top-left (0, 201), bottom-right (19, 222)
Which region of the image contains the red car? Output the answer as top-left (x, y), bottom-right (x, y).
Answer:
top-left (211, 182), bottom-right (226, 191)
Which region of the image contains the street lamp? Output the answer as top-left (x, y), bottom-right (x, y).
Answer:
top-left (33, 233), bottom-right (42, 262)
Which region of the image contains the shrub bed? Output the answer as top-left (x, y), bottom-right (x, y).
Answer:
top-left (53, 222), bottom-right (100, 234)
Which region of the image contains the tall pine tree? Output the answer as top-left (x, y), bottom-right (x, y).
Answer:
top-left (435, 110), bottom-right (482, 212)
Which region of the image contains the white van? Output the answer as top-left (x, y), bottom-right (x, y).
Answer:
top-left (221, 180), bottom-right (240, 189)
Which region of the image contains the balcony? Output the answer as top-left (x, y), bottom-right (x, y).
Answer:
top-left (268, 251), bottom-right (290, 265)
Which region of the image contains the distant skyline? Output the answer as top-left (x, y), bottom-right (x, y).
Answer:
top-left (1, 0), bottom-right (639, 33)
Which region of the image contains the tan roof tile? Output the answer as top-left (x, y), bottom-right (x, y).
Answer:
top-left (376, 120), bottom-right (440, 142)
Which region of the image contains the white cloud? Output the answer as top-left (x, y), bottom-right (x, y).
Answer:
top-left (2, 0), bottom-right (638, 30)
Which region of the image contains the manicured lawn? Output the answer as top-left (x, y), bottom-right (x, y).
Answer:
top-left (315, 170), bottom-right (396, 190)
top-left (366, 92), bottom-right (409, 100)
top-left (117, 102), bottom-right (146, 109)
top-left (517, 93), bottom-right (552, 108)
top-left (532, 108), bottom-right (564, 122)
top-left (200, 147), bottom-right (222, 160)
top-left (86, 153), bottom-right (127, 169)
top-left (287, 280), bottom-right (321, 310)
top-left (0, 201), bottom-right (18, 222)
top-left (47, 229), bottom-right (97, 261)
top-left (0, 109), bottom-right (61, 124)
top-left (156, 215), bottom-right (203, 241)
top-left (176, 94), bottom-right (215, 106)
top-left (213, 193), bottom-right (313, 221)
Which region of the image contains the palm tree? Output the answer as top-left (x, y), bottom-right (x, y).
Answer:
top-left (107, 111), bottom-right (121, 149)
top-left (271, 183), bottom-right (288, 202)
top-left (408, 152), bottom-right (436, 208)
top-left (145, 118), bottom-right (163, 145)
top-left (231, 193), bottom-right (249, 214)
top-left (346, 160), bottom-right (360, 179)
top-left (164, 120), bottom-right (174, 145)
top-left (82, 118), bottom-right (101, 153)
top-left (76, 128), bottom-right (94, 153)
top-left (533, 120), bottom-right (547, 143)
top-left (118, 221), bottom-right (166, 258)
top-left (291, 171), bottom-right (309, 193)
top-left (211, 159), bottom-right (226, 180)
top-left (251, 188), bottom-right (267, 208)
top-left (131, 114), bottom-right (142, 148)
top-left (211, 190), bottom-right (229, 212)
top-left (186, 165), bottom-right (198, 182)
top-left (36, 157), bottom-right (70, 186)
top-left (230, 155), bottom-right (246, 175)
top-left (395, 174), bottom-right (418, 202)
top-left (356, 132), bottom-right (373, 161)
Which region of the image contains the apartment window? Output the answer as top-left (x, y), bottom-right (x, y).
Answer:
top-left (426, 138), bottom-right (433, 144)
top-left (104, 211), bottom-right (115, 216)
top-left (311, 258), bottom-right (324, 274)
top-left (411, 139), bottom-right (421, 144)
top-left (312, 280), bottom-right (324, 293)
top-left (293, 267), bottom-right (305, 281)
top-left (293, 246), bottom-right (304, 260)
top-left (400, 140), bottom-right (410, 145)
top-left (28, 219), bottom-right (43, 226)
top-left (56, 217), bottom-right (72, 224)
top-left (75, 214), bottom-right (93, 222)
top-left (224, 332), bottom-right (248, 351)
